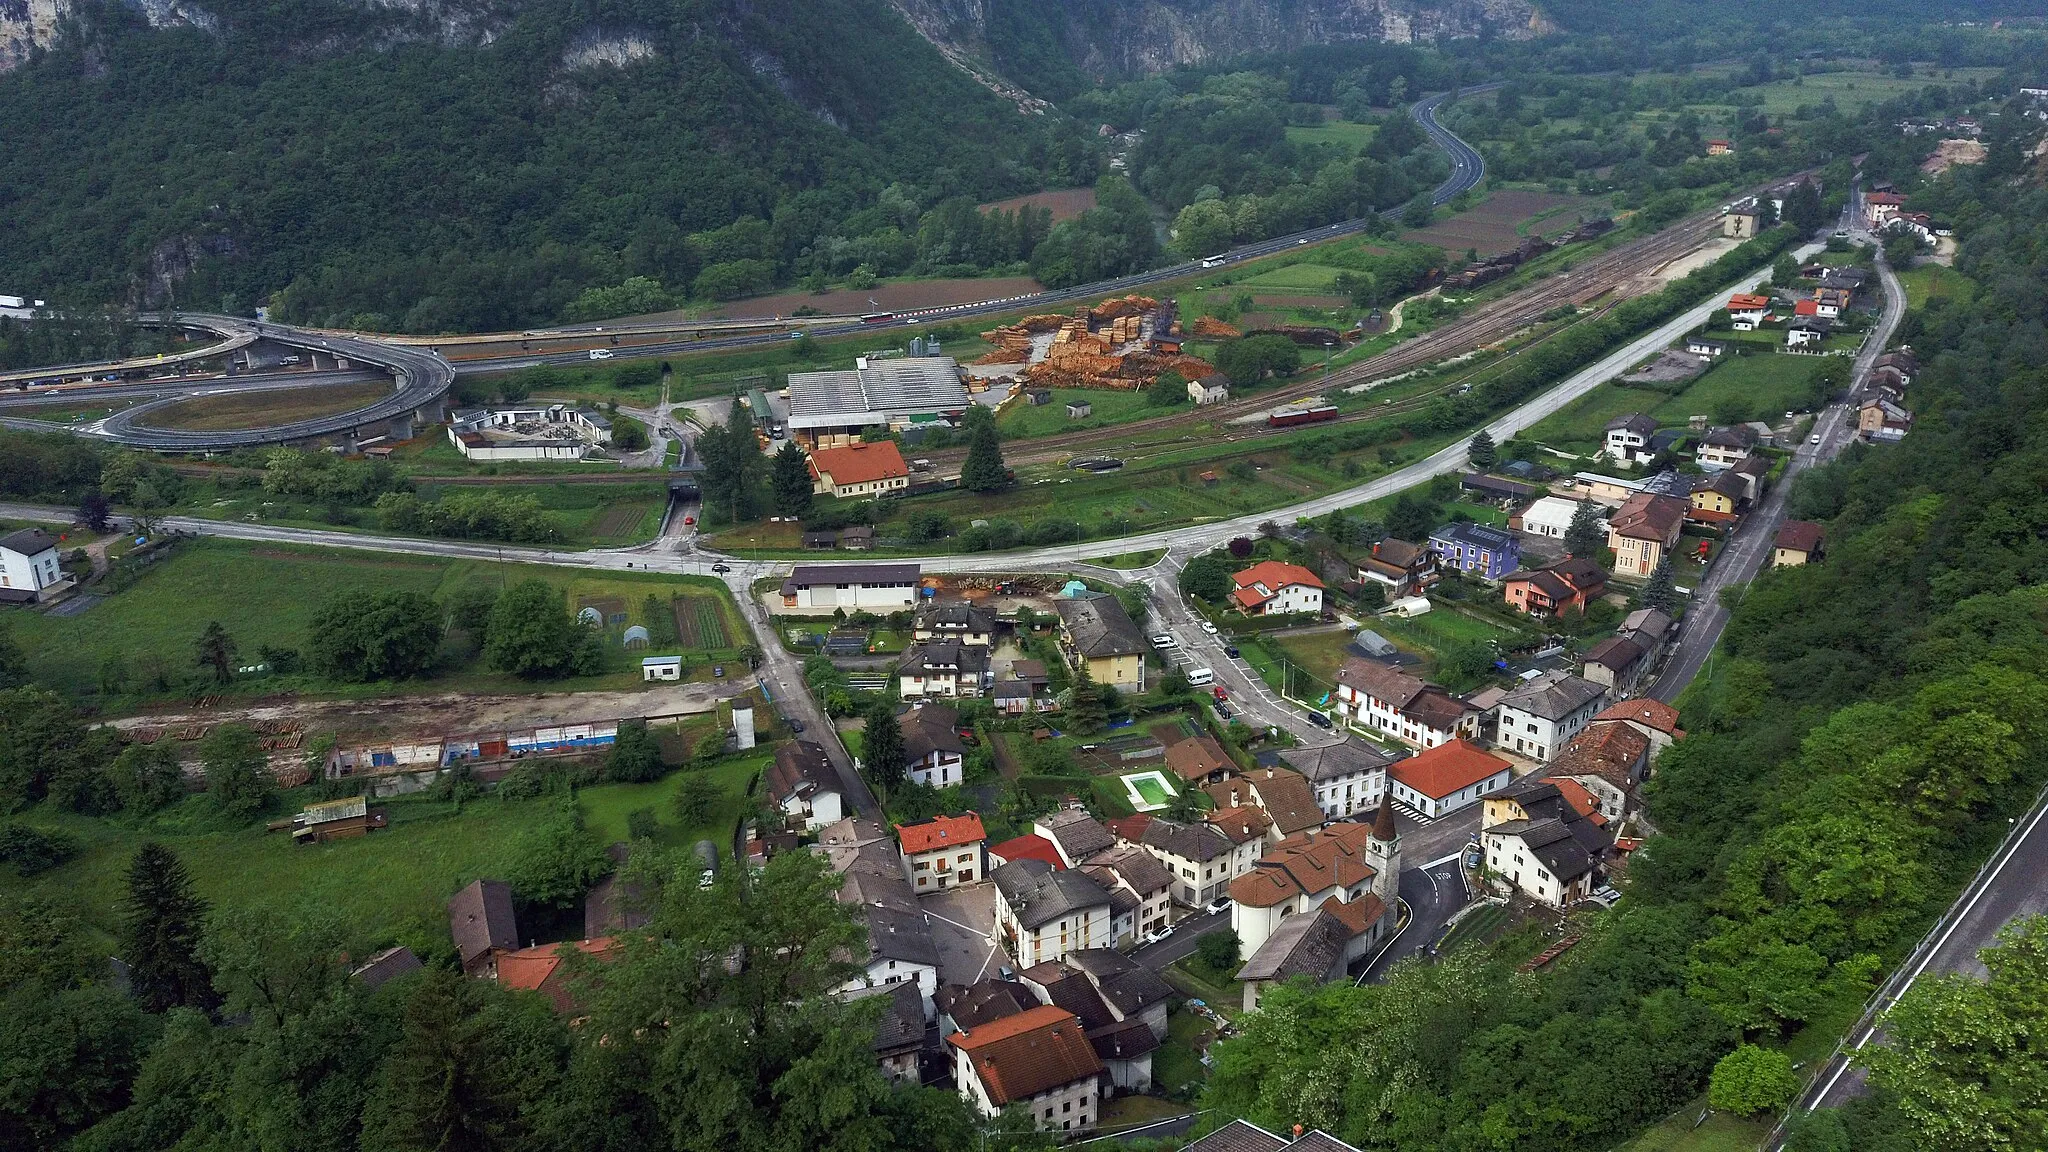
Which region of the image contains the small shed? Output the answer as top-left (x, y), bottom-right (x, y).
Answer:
top-left (840, 525), bottom-right (875, 551)
top-left (802, 531), bottom-right (839, 550)
top-left (643, 655), bottom-right (683, 682)
top-left (1355, 630), bottom-right (1398, 658)
top-left (291, 795), bottom-right (376, 843)
top-left (1384, 596), bottom-right (1433, 618)
top-left (622, 625), bottom-right (651, 650)
top-left (732, 705), bottom-right (756, 750)
top-left (1066, 400), bottom-right (1093, 419)
top-left (1025, 388), bottom-right (1053, 406)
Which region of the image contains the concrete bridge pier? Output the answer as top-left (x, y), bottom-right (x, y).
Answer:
top-left (387, 414), bottom-right (415, 441)
top-left (414, 395), bottom-right (447, 426)
top-left (310, 351), bottom-right (337, 371)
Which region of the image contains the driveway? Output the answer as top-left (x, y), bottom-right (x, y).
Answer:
top-left (1130, 907), bottom-right (1230, 970)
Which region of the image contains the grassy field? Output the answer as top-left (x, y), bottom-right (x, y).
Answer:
top-left (1155, 1007), bottom-right (1216, 1096)
top-left (1525, 350), bottom-right (1822, 452)
top-left (997, 387), bottom-right (1163, 438)
top-left (12, 538), bottom-right (745, 703)
top-left (1285, 119), bottom-right (1378, 154)
top-left (1720, 66), bottom-right (2003, 116)
top-left (412, 479), bottom-right (669, 547)
top-left (1238, 263), bottom-right (1352, 292)
top-left (11, 753), bottom-right (763, 956)
top-left (1898, 263), bottom-right (1974, 311)
top-left (142, 380), bottom-right (396, 431)
top-left (1619, 1104), bottom-right (1771, 1152)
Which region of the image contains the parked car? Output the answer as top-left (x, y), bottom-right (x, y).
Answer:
top-left (1205, 896), bottom-right (1232, 915)
top-left (1200, 621), bottom-right (1219, 635)
top-left (1212, 684), bottom-right (1228, 701)
top-left (712, 666), bottom-right (725, 678)
top-left (588, 349), bottom-right (614, 360)
top-left (1308, 711), bottom-right (1334, 729)
top-left (1142, 925), bottom-right (1176, 946)
top-left (1223, 645), bottom-right (1241, 658)
top-left (1214, 701), bottom-right (1235, 720)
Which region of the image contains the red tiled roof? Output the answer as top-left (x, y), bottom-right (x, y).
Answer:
top-left (946, 1005), bottom-right (1105, 1106)
top-left (497, 938), bottom-right (619, 1012)
top-left (1794, 299), bottom-right (1820, 317)
top-left (1387, 738), bottom-right (1511, 800)
top-left (1105, 813), bottom-right (1153, 842)
top-left (1593, 698), bottom-right (1684, 737)
top-left (897, 812), bottom-right (986, 855)
top-left (1228, 822), bottom-right (1380, 908)
top-left (1319, 892), bottom-right (1386, 937)
top-left (1551, 778), bottom-right (1608, 826)
top-left (1164, 735), bottom-right (1234, 781)
top-left (1775, 520), bottom-right (1824, 554)
top-left (989, 834), bottom-right (1066, 870)
top-left (1230, 560), bottom-right (1325, 609)
top-left (810, 440), bottom-right (908, 487)
top-left (1610, 493), bottom-right (1687, 542)
top-left (1728, 293), bottom-right (1771, 311)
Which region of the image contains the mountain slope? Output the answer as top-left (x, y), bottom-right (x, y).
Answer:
top-left (0, 0), bottom-right (1080, 328)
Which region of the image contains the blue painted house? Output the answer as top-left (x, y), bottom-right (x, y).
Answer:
top-left (1428, 522), bottom-right (1520, 582)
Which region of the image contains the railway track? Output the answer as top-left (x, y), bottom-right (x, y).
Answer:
top-left (932, 212), bottom-right (1722, 470)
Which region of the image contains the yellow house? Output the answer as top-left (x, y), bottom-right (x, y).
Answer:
top-left (1688, 471), bottom-right (1746, 517)
top-left (1051, 592), bottom-right (1146, 691)
top-left (1773, 521), bottom-right (1825, 567)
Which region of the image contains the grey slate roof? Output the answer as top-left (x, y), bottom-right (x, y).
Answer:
top-left (898, 703), bottom-right (966, 762)
top-left (1500, 670), bottom-right (1607, 721)
top-left (350, 945), bottom-right (423, 989)
top-left (1237, 906), bottom-right (1349, 982)
top-left (1621, 608), bottom-right (1672, 643)
top-left (917, 602), bottom-right (996, 634)
top-left (935, 979), bottom-right (1039, 1030)
top-left (1084, 845), bottom-right (1173, 895)
top-left (1489, 817), bottom-right (1597, 883)
top-left (865, 980), bottom-right (928, 1055)
top-left (0, 527), bottom-right (57, 557)
top-left (1039, 809), bottom-right (1114, 860)
top-left (786, 357), bottom-right (968, 429)
top-left (447, 879), bottom-right (517, 969)
top-left (1280, 738), bottom-right (1397, 784)
top-left (859, 899), bottom-right (940, 967)
top-left (1063, 949), bottom-right (1172, 1016)
top-left (1184, 1120), bottom-right (1291, 1152)
top-left (1138, 817), bottom-right (1233, 863)
top-left (1053, 592), bottom-right (1144, 658)
top-left (898, 640), bottom-right (988, 677)
top-left (993, 858), bottom-right (1113, 929)
top-left (1582, 635), bottom-right (1645, 673)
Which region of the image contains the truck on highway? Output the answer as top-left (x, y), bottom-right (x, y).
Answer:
top-left (1199, 254), bottom-right (1229, 269)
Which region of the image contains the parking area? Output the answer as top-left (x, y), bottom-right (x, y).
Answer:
top-left (920, 881), bottom-right (1015, 985)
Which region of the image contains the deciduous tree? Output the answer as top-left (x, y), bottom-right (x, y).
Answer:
top-left (1709, 1044), bottom-right (1801, 1116)
top-left (201, 723), bottom-right (273, 822)
top-left (507, 799), bottom-right (611, 907)
top-left (484, 579), bottom-right (581, 679)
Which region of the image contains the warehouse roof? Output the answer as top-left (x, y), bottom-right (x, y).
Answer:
top-left (787, 357), bottom-right (969, 429)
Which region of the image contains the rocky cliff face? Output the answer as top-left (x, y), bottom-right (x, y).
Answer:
top-left (2, 0), bottom-right (1542, 77)
top-left (889, 0), bottom-right (1543, 83)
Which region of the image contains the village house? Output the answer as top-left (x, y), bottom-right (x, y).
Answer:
top-left (1279, 739), bottom-right (1396, 820)
top-left (1773, 520), bottom-right (1826, 567)
top-left (854, 982), bottom-right (928, 1084)
top-left (1618, 607), bottom-right (1673, 653)
top-left (897, 811), bottom-right (985, 892)
top-left (781, 562), bottom-right (921, 610)
top-left (1082, 846), bottom-right (1174, 944)
top-left (496, 937), bottom-right (621, 1015)
top-left (1383, 738), bottom-right (1513, 818)
top-left (1786, 316), bottom-right (1831, 348)
top-left (767, 740), bottom-right (846, 831)
top-left (1591, 698), bottom-right (1685, 762)
top-left (989, 833), bottom-right (1067, 872)
top-left (1013, 959), bottom-right (1161, 1095)
top-left (1685, 337), bottom-right (1727, 358)
top-left (1695, 425), bottom-right (1758, 471)
top-left (1052, 592), bottom-right (1147, 691)
top-left (1480, 777), bottom-right (1610, 907)
top-left (0, 528), bottom-right (69, 604)
top-left (898, 703), bottom-right (967, 787)
top-left (1357, 537), bottom-right (1437, 597)
top-left (1164, 733), bottom-right (1236, 786)
top-left (1189, 374), bottom-right (1230, 405)
top-left (912, 602), bottom-right (996, 645)
top-left (1035, 809), bottom-right (1116, 869)
top-left (1603, 413), bottom-right (1658, 465)
top-left (1727, 293), bottom-right (1772, 330)
top-left (350, 946), bottom-right (424, 990)
top-left (897, 639), bottom-right (989, 699)
top-left (1228, 809), bottom-right (1399, 964)
top-left (1230, 560), bottom-right (1326, 617)
top-left (287, 796), bottom-right (382, 843)
top-left (1811, 286), bottom-right (1853, 320)
top-left (948, 1006), bottom-right (1105, 1130)
top-left (992, 859), bottom-right (1114, 967)
top-left (1494, 670), bottom-right (1608, 762)
top-left (1721, 202), bottom-right (1756, 236)
top-left (1334, 658), bottom-right (1480, 749)
top-left (1428, 522), bottom-right (1520, 582)
top-left (1549, 721), bottom-right (1652, 821)
top-left (935, 978), bottom-right (1040, 1038)
top-left (808, 440), bottom-right (911, 498)
top-left (1580, 636), bottom-right (1647, 695)
top-left (1514, 496), bottom-right (1602, 541)
top-left (448, 879), bottom-right (518, 977)
top-left (1134, 817), bottom-right (1256, 907)
top-left (993, 659), bottom-right (1053, 716)
top-left (1864, 190), bottom-right (1906, 227)
top-left (1502, 558), bottom-right (1607, 618)
top-left (1859, 395), bottom-right (1913, 441)
top-left (1707, 138), bottom-right (1734, 156)
top-left (1203, 766), bottom-right (1326, 845)
top-left (1689, 470), bottom-right (1749, 520)
top-left (1607, 493), bottom-right (1687, 577)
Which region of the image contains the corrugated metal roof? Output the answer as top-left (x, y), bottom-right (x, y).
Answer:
top-left (786, 357), bottom-right (968, 428)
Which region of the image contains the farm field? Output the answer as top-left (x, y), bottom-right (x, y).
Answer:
top-left (1897, 262), bottom-right (1974, 311)
top-left (1285, 118), bottom-right (1379, 154)
top-left (1718, 66), bottom-right (2003, 116)
top-left (140, 379), bottom-right (395, 431)
top-left (1400, 189), bottom-right (1605, 259)
top-left (997, 387), bottom-right (1161, 438)
top-left (1524, 349), bottom-right (1823, 453)
top-left (11, 538), bottom-right (745, 704)
top-left (1238, 263), bottom-right (1352, 292)
top-left (9, 753), bottom-right (765, 956)
top-left (976, 187), bottom-right (1098, 221)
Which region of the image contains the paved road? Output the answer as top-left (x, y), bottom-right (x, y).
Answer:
top-left (1647, 226), bottom-right (1902, 703)
top-left (1130, 908), bottom-right (1232, 971)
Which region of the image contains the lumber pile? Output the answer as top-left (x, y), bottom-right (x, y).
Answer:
top-left (1191, 316), bottom-right (1241, 338)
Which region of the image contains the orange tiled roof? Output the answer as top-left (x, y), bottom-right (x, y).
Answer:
top-left (1387, 738), bottom-right (1511, 800)
top-left (946, 1005), bottom-right (1105, 1106)
top-left (1230, 560), bottom-right (1325, 608)
top-left (810, 440), bottom-right (908, 486)
top-left (1593, 698), bottom-right (1684, 737)
top-left (897, 812), bottom-right (986, 855)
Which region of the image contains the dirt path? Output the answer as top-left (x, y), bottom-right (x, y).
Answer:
top-left (106, 678), bottom-right (755, 745)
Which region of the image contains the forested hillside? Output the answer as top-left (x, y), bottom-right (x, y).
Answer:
top-left (0, 0), bottom-right (1098, 330)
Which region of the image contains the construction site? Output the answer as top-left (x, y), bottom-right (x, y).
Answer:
top-left (975, 295), bottom-right (1216, 391)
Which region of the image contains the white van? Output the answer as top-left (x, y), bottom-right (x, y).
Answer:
top-left (1151, 633), bottom-right (1177, 649)
top-left (1186, 667), bottom-right (1215, 687)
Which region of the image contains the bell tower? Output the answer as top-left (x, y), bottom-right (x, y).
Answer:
top-left (1366, 800), bottom-right (1401, 904)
